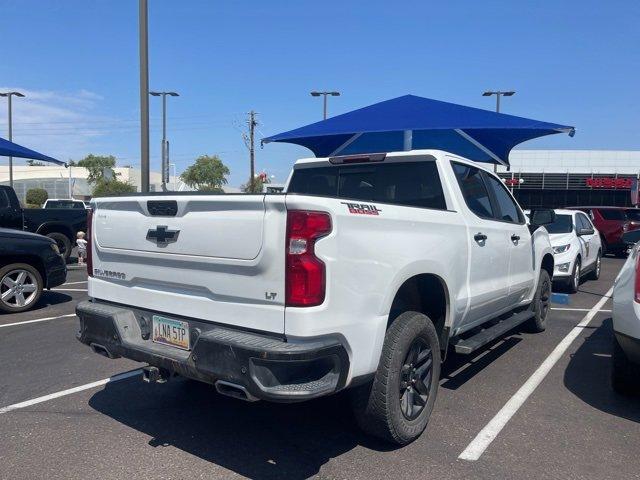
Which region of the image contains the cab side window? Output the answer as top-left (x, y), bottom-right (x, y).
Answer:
top-left (484, 174), bottom-right (524, 224)
top-left (452, 163), bottom-right (494, 219)
top-left (0, 190), bottom-right (8, 208)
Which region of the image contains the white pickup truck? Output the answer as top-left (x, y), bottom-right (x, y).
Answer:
top-left (76, 149), bottom-right (555, 445)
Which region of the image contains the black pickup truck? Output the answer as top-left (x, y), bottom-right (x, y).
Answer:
top-left (0, 185), bottom-right (86, 260)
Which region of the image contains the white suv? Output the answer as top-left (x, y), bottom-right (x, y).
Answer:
top-left (526, 209), bottom-right (602, 293)
top-left (77, 150), bottom-right (555, 444)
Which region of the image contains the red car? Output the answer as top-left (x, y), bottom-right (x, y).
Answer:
top-left (566, 207), bottom-right (637, 256)
top-left (625, 208), bottom-right (640, 231)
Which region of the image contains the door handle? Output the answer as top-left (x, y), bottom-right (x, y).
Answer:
top-left (474, 233), bottom-right (487, 242)
top-left (511, 234), bottom-right (520, 242)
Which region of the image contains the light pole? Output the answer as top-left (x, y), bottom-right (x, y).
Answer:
top-left (483, 90), bottom-right (515, 171)
top-left (150, 91), bottom-right (179, 190)
top-left (482, 90), bottom-right (515, 114)
top-left (139, 0), bottom-right (150, 193)
top-left (0, 91), bottom-right (26, 188)
top-left (310, 91), bottom-right (340, 119)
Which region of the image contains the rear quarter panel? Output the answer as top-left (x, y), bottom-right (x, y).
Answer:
top-left (283, 190), bottom-right (468, 381)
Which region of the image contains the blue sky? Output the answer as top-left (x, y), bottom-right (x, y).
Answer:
top-left (1, 0), bottom-right (638, 186)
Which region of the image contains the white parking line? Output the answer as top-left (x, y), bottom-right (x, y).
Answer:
top-left (62, 281), bottom-right (87, 286)
top-left (551, 307), bottom-right (612, 313)
top-left (0, 370), bottom-right (142, 414)
top-left (458, 286), bottom-right (614, 461)
top-left (53, 288), bottom-right (88, 292)
top-left (0, 313), bottom-right (76, 329)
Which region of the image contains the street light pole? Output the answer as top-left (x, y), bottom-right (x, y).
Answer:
top-left (150, 91), bottom-right (179, 191)
top-left (482, 90), bottom-right (515, 171)
top-left (139, 0), bottom-right (150, 193)
top-left (310, 91), bottom-right (341, 120)
top-left (0, 91), bottom-right (26, 188)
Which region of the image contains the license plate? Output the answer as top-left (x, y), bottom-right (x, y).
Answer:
top-left (152, 315), bottom-right (190, 350)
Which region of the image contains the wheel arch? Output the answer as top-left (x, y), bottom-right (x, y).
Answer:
top-left (387, 273), bottom-right (450, 356)
top-left (0, 255), bottom-right (46, 287)
top-left (36, 222), bottom-right (73, 241)
top-left (541, 253), bottom-right (554, 278)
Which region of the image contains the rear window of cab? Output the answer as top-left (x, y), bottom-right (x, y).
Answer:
top-left (287, 161), bottom-right (447, 210)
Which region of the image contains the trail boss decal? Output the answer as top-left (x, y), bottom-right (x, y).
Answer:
top-left (341, 202), bottom-right (382, 215)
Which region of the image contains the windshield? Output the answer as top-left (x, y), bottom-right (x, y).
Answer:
top-left (625, 209), bottom-right (640, 221)
top-left (545, 214), bottom-right (573, 234)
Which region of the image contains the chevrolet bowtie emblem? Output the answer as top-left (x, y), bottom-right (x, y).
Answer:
top-left (146, 225), bottom-right (180, 245)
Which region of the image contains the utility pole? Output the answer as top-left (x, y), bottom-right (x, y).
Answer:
top-left (244, 111), bottom-right (258, 192)
top-left (0, 91), bottom-right (25, 188)
top-left (139, 0), bottom-right (150, 192)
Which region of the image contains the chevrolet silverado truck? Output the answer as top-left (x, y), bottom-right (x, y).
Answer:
top-left (76, 150), bottom-right (555, 445)
top-left (0, 185), bottom-right (87, 260)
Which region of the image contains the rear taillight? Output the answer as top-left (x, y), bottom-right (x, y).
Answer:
top-left (285, 210), bottom-right (332, 307)
top-left (635, 253), bottom-right (640, 304)
top-left (86, 208), bottom-right (93, 277)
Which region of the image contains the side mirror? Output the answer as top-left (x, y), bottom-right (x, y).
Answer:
top-left (622, 230), bottom-right (640, 245)
top-left (530, 209), bottom-right (556, 226)
top-left (577, 227), bottom-right (594, 236)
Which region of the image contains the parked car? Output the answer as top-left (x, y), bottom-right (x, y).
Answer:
top-left (611, 229), bottom-right (640, 394)
top-left (0, 228), bottom-right (66, 313)
top-left (0, 186), bottom-right (87, 260)
top-left (526, 209), bottom-right (602, 292)
top-left (43, 199), bottom-right (90, 210)
top-left (566, 207), bottom-right (633, 257)
top-left (76, 149), bottom-right (556, 445)
top-left (624, 208), bottom-right (640, 231)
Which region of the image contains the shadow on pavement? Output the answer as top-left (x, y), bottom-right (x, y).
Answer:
top-left (564, 317), bottom-right (640, 423)
top-left (0, 291), bottom-right (73, 316)
top-left (441, 336), bottom-right (522, 390)
top-left (89, 378), bottom-right (395, 480)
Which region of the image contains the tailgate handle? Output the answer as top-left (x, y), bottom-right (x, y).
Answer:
top-left (147, 200), bottom-right (178, 216)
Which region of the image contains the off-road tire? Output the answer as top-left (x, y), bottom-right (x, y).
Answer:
top-left (350, 311), bottom-right (441, 445)
top-left (526, 269), bottom-right (551, 333)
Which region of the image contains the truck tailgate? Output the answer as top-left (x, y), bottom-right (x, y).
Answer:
top-left (89, 195), bottom-right (287, 334)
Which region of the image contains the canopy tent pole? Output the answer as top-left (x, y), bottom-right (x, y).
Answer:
top-left (329, 133), bottom-right (363, 156)
top-left (454, 129), bottom-right (507, 166)
top-left (403, 130), bottom-right (413, 151)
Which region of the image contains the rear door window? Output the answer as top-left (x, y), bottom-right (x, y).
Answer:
top-left (451, 162), bottom-right (494, 219)
top-left (288, 162), bottom-right (447, 210)
top-left (484, 174), bottom-right (524, 224)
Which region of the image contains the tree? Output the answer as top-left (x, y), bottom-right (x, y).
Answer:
top-left (92, 179), bottom-right (137, 197)
top-left (26, 160), bottom-right (45, 167)
top-left (26, 188), bottom-right (48, 207)
top-left (242, 172), bottom-right (270, 193)
top-left (180, 155), bottom-right (230, 192)
top-left (76, 154), bottom-right (117, 184)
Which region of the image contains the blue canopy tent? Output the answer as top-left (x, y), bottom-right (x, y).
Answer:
top-left (0, 137), bottom-right (65, 166)
top-left (262, 95), bottom-right (574, 165)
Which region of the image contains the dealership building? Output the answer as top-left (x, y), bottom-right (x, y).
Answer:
top-left (497, 150), bottom-right (639, 209)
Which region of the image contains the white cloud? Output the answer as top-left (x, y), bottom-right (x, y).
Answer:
top-left (0, 87), bottom-right (123, 163)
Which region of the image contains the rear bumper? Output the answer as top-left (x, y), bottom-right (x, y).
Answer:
top-left (76, 300), bottom-right (350, 402)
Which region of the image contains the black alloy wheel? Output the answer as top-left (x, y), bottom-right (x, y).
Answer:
top-left (399, 338), bottom-right (433, 420)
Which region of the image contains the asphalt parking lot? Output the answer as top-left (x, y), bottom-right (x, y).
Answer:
top-left (0, 258), bottom-right (638, 480)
